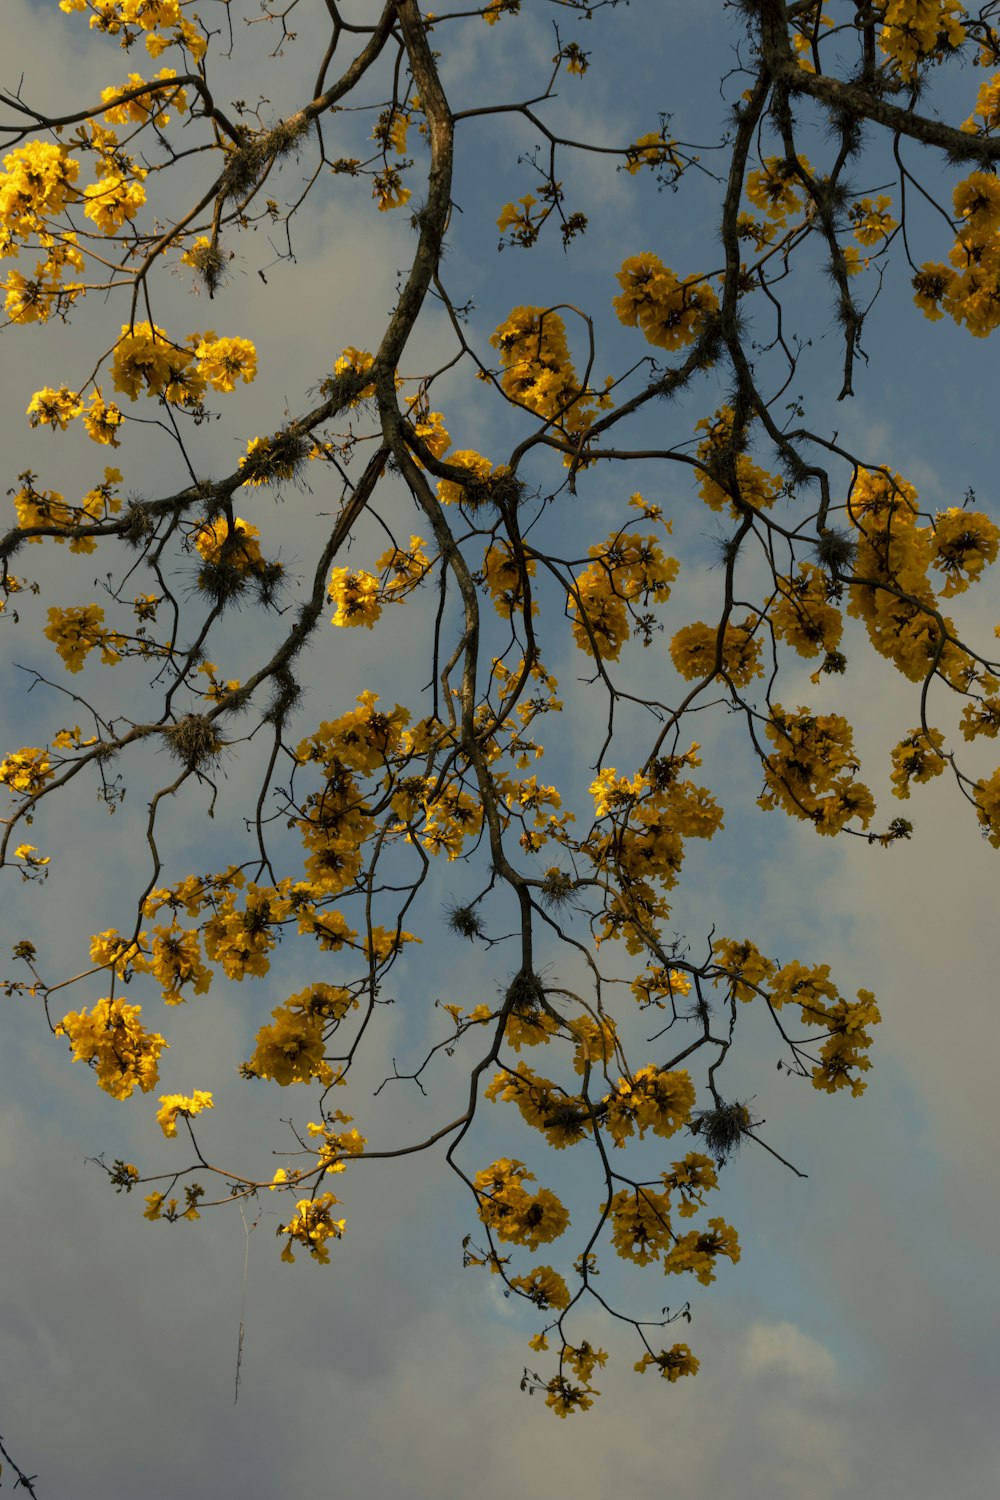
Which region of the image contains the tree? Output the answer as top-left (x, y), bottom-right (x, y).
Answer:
top-left (1, 0), bottom-right (999, 1436)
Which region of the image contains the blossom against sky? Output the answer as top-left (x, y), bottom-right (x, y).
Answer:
top-left (1, 3), bottom-right (999, 1495)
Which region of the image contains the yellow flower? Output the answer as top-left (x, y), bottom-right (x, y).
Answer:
top-left (156, 1089), bottom-right (214, 1138)
top-left (634, 1344), bottom-right (700, 1381)
top-left (83, 391), bottom-right (124, 446)
top-left (850, 195), bottom-right (897, 246)
top-left (509, 1265), bottom-right (571, 1310)
top-left (82, 172), bottom-right (147, 234)
top-left (26, 386), bottom-right (82, 430)
top-left (247, 1000), bottom-right (335, 1087)
top-left (613, 253), bottom-right (718, 350)
top-left (624, 132), bottom-right (681, 176)
top-left (372, 166), bottom-right (410, 211)
top-left (57, 997), bottom-right (167, 1099)
top-left (328, 567), bottom-right (382, 628)
top-left (930, 508), bottom-right (1000, 595)
top-left (483, 0), bottom-right (520, 22)
top-left (101, 69), bottom-right (187, 128)
top-left (670, 618), bottom-right (764, 684)
top-left (13, 844), bottom-right (50, 866)
top-left (111, 321), bottom-right (203, 403)
top-left (44, 605), bottom-right (124, 672)
top-left (193, 515), bottom-right (264, 571)
top-left (0, 747), bottom-right (55, 795)
top-left (745, 153), bottom-right (812, 224)
top-left (195, 333), bottom-right (258, 392)
top-left (278, 1193), bottom-right (345, 1263)
top-left (889, 728), bottom-right (947, 799)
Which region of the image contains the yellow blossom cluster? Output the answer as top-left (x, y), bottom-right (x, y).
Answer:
top-left (474, 1159), bottom-right (570, 1251)
top-left (435, 448), bottom-right (508, 507)
top-left (508, 1264), bottom-right (571, 1310)
top-left (247, 995), bottom-right (337, 1088)
top-left (203, 882), bottom-right (286, 981)
top-left (913, 174), bottom-right (1000, 336)
top-left (44, 604), bottom-right (126, 672)
top-left (332, 345), bottom-right (377, 403)
top-left (889, 727), bottom-right (947, 798)
top-left (486, 1063), bottom-right (592, 1150)
top-left (378, 536), bottom-right (432, 599)
top-left (629, 965), bottom-right (693, 1010)
top-left (84, 391), bottom-right (125, 446)
top-left (875, 0), bottom-right (966, 78)
top-left (135, 866), bottom-right (370, 1011)
top-left (90, 927), bottom-right (145, 978)
top-left (974, 767), bottom-right (1000, 846)
top-left (930, 507), bottom-right (1000, 595)
top-left (694, 406), bottom-right (782, 514)
top-left (372, 166), bottom-right (410, 212)
top-left (56, 996), bottom-right (166, 1099)
top-left (665, 1216), bottom-right (740, 1284)
top-left (496, 193), bottom-right (542, 248)
top-left (100, 68), bottom-right (188, 127)
top-left (850, 195), bottom-right (897, 247)
top-left (296, 692), bottom-right (411, 777)
top-left (769, 563), bottom-right (844, 659)
top-left (83, 169), bottom-right (147, 234)
top-left (371, 106), bottom-right (410, 157)
top-left (846, 468), bottom-right (981, 687)
top-left (669, 617), bottom-right (764, 686)
top-left (328, 539), bottom-right (431, 626)
top-left (568, 529), bottom-right (679, 661)
top-left (278, 1193), bottom-right (345, 1263)
top-left (156, 1089), bottom-right (213, 1138)
top-left (4, 233), bottom-right (85, 323)
top-left (406, 406), bottom-right (451, 467)
top-left (483, 537), bottom-right (536, 620)
top-left (482, 0), bottom-right (520, 23)
top-left (0, 140), bottom-right (79, 252)
top-left (767, 962), bottom-right (881, 1094)
top-left (606, 1185), bottom-right (674, 1264)
top-left (745, 153), bottom-right (812, 225)
top-left (604, 1155), bottom-right (731, 1279)
top-left (110, 322), bottom-right (257, 404)
top-left (307, 1112), bottom-right (367, 1175)
top-left (26, 385), bottom-right (81, 430)
top-left (613, 252), bottom-right (718, 351)
top-left (758, 704), bottom-right (874, 835)
top-left (59, 0), bottom-right (207, 60)
top-left (584, 750), bottom-right (722, 951)
top-left (490, 305), bottom-right (610, 436)
top-left (328, 567), bottom-right (382, 629)
top-left (712, 937), bottom-right (776, 1003)
top-left (0, 746), bottom-right (55, 796)
top-left (295, 759), bottom-right (375, 898)
top-left (13, 467), bottom-right (123, 552)
top-left (603, 1065), bottom-right (696, 1144)
top-left (624, 132), bottom-right (684, 177)
top-left (192, 514), bottom-right (281, 593)
top-left (962, 72), bottom-right (1000, 135)
top-left (960, 683), bottom-right (1000, 742)
top-left (292, 693), bottom-right (489, 875)
top-left (634, 1343), bottom-right (700, 1381)
top-left (146, 924), bottom-right (213, 1002)
top-left (541, 1372), bottom-right (598, 1418)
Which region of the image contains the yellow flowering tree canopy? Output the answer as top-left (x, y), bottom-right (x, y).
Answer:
top-left (3, 0), bottom-right (1000, 1435)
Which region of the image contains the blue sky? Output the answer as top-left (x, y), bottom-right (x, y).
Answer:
top-left (2, 2), bottom-right (999, 1496)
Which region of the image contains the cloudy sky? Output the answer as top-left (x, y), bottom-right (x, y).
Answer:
top-left (2, 3), bottom-right (999, 1496)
